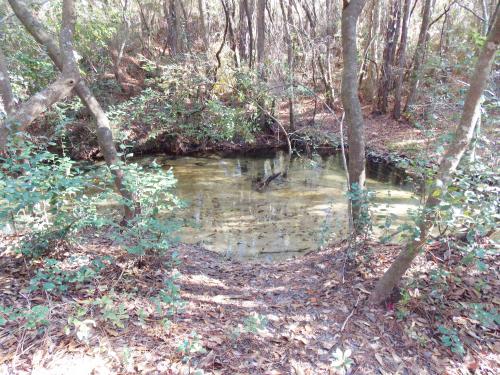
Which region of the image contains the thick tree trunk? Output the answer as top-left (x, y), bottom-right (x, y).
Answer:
top-left (341, 0), bottom-right (368, 232)
top-left (8, 0), bottom-right (136, 221)
top-left (393, 0), bottom-right (411, 119)
top-left (405, 0), bottom-right (433, 112)
top-left (370, 14), bottom-right (500, 305)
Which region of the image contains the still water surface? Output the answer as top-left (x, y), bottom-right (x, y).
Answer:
top-left (146, 152), bottom-right (418, 261)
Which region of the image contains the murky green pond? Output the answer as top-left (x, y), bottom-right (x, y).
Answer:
top-left (146, 152), bottom-right (418, 261)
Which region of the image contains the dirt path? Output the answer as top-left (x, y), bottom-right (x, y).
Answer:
top-left (175, 243), bottom-right (409, 374)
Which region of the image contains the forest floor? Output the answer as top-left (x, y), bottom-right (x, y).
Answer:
top-left (1, 234), bottom-right (498, 374)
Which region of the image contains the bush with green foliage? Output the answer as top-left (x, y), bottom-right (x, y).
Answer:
top-left (0, 137), bottom-right (94, 255)
top-left (0, 135), bottom-right (183, 259)
top-left (109, 157), bottom-right (184, 256)
top-left (347, 182), bottom-right (375, 238)
top-left (28, 256), bottom-right (111, 294)
top-left (104, 61), bottom-right (270, 147)
top-left (0, 304), bottom-right (50, 331)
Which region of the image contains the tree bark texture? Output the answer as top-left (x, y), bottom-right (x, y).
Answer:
top-left (377, 0), bottom-right (401, 114)
top-left (198, 0), bottom-right (209, 47)
top-left (393, 0), bottom-right (411, 119)
top-left (226, 0), bottom-right (240, 67)
top-left (341, 0), bottom-right (368, 232)
top-left (243, 0), bottom-right (254, 68)
top-left (363, 0), bottom-right (380, 102)
top-left (165, 0), bottom-right (180, 55)
top-left (0, 77), bottom-right (77, 148)
top-left (280, 0), bottom-right (294, 130)
top-left (256, 0), bottom-right (266, 71)
top-left (405, 0), bottom-right (432, 112)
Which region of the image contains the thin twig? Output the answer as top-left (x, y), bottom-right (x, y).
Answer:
top-left (341, 244), bottom-right (349, 284)
top-left (111, 265), bottom-right (126, 290)
top-left (214, 0), bottom-right (229, 77)
top-left (429, 0), bottom-right (458, 29)
top-left (341, 293), bottom-right (361, 332)
top-left (456, 2), bottom-right (485, 22)
top-left (252, 100), bottom-right (292, 158)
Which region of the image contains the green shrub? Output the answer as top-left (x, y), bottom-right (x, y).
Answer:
top-left (0, 136), bottom-right (183, 259)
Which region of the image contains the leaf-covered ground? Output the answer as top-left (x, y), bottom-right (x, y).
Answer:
top-left (1, 234), bottom-right (498, 374)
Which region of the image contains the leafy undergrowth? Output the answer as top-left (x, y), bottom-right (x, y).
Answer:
top-left (0, 236), bottom-right (498, 374)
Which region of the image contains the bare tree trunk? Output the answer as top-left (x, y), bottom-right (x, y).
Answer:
top-left (358, 1), bottom-right (372, 95)
top-left (363, 0), bottom-right (380, 103)
top-left (370, 14), bottom-right (500, 305)
top-left (481, 0), bottom-right (489, 35)
top-left (377, 0), bottom-right (401, 114)
top-left (227, 0), bottom-right (240, 67)
top-left (198, 0), bottom-right (209, 47)
top-left (174, 0), bottom-right (186, 53)
top-left (8, 0), bottom-right (136, 222)
top-left (215, 0), bottom-right (230, 78)
top-left (487, 2), bottom-right (499, 34)
top-left (439, 9), bottom-right (450, 56)
top-left (288, 0), bottom-right (294, 131)
top-left (137, 1), bottom-right (152, 51)
top-left (280, 0), bottom-right (294, 130)
top-left (243, 0), bottom-right (254, 68)
top-left (238, 0), bottom-right (248, 62)
top-left (256, 0), bottom-right (266, 74)
top-left (0, 47), bottom-right (15, 116)
top-left (393, 0), bottom-right (411, 119)
top-left (322, 0), bottom-right (337, 107)
top-left (405, 0), bottom-right (433, 112)
top-left (182, 2), bottom-right (194, 54)
top-left (341, 0), bottom-right (368, 232)
top-left (165, 0), bottom-right (179, 55)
